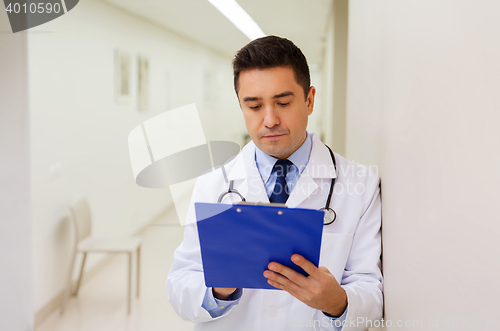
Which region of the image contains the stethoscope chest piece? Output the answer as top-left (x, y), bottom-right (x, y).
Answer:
top-left (217, 143), bottom-right (338, 226)
top-left (218, 191), bottom-right (245, 204)
top-left (320, 207), bottom-right (336, 225)
top-left (217, 180), bottom-right (245, 204)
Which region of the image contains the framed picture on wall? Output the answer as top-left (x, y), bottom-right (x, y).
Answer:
top-left (114, 49), bottom-right (132, 104)
top-left (137, 55), bottom-right (149, 112)
top-left (166, 71), bottom-right (172, 110)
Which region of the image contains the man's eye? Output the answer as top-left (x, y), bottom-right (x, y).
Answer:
top-left (278, 103), bottom-right (289, 107)
top-left (249, 105), bottom-right (261, 110)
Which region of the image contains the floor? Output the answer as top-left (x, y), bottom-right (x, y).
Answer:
top-left (36, 207), bottom-right (194, 331)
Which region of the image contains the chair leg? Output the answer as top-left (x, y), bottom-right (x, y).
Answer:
top-left (73, 252), bottom-right (87, 296)
top-left (136, 246), bottom-right (141, 298)
top-left (61, 248), bottom-right (77, 313)
top-left (127, 252), bottom-right (132, 315)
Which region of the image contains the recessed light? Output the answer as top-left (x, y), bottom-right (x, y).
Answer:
top-left (208, 0), bottom-right (266, 40)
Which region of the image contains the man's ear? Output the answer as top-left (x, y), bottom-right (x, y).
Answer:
top-left (306, 86), bottom-right (316, 115)
top-left (235, 90), bottom-right (243, 109)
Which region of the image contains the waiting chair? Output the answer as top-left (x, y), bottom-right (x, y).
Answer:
top-left (61, 198), bottom-right (142, 314)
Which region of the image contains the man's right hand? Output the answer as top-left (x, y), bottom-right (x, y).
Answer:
top-left (212, 287), bottom-right (237, 300)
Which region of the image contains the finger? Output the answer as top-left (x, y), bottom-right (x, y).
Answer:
top-left (318, 266), bottom-right (333, 275)
top-left (291, 254), bottom-right (321, 278)
top-left (267, 262), bottom-right (308, 287)
top-left (264, 270), bottom-right (307, 298)
top-left (266, 277), bottom-right (304, 300)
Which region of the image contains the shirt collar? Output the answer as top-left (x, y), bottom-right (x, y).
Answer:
top-left (254, 131), bottom-right (312, 182)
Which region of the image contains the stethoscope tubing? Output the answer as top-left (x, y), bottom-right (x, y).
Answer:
top-left (217, 179), bottom-right (246, 204)
top-left (217, 143), bottom-right (337, 225)
top-left (322, 145), bottom-right (337, 225)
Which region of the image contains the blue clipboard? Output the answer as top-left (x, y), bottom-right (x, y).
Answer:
top-left (195, 202), bottom-right (324, 290)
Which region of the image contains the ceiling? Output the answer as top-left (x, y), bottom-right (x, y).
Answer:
top-left (102, 0), bottom-right (332, 67)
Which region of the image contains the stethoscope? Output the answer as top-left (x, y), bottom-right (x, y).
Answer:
top-left (217, 144), bottom-right (337, 225)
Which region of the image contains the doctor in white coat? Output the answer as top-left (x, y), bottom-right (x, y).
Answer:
top-left (166, 36), bottom-right (383, 331)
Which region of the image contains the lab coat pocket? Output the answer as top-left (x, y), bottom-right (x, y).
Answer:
top-left (318, 233), bottom-right (354, 283)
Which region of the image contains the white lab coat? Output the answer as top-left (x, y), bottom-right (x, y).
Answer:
top-left (166, 133), bottom-right (383, 331)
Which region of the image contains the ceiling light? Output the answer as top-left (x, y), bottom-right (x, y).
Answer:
top-left (208, 0), bottom-right (266, 40)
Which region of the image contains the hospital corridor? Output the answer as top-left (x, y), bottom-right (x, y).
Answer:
top-left (35, 207), bottom-right (193, 331)
top-left (1, 1), bottom-right (499, 331)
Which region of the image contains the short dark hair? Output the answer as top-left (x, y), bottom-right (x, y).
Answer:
top-left (232, 35), bottom-right (310, 100)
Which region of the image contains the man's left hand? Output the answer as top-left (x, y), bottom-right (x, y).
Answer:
top-left (263, 253), bottom-right (347, 317)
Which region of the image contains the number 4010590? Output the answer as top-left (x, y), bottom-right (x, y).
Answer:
top-left (5, 2), bottom-right (62, 14)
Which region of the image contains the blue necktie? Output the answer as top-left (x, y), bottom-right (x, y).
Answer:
top-left (269, 159), bottom-right (293, 203)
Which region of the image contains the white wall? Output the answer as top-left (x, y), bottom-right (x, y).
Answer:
top-left (0, 10), bottom-right (34, 331)
top-left (28, 0), bottom-right (246, 314)
top-left (322, 14), bottom-right (335, 147)
top-left (321, 0), bottom-right (348, 155)
top-left (306, 70), bottom-right (324, 137)
top-left (347, 0), bottom-right (500, 328)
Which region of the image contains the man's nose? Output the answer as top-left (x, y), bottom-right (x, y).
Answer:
top-left (263, 106), bottom-right (280, 128)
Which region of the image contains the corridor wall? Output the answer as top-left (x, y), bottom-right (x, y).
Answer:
top-left (346, 0), bottom-right (500, 329)
top-left (28, 0), bottom-right (245, 320)
top-left (0, 9), bottom-right (33, 331)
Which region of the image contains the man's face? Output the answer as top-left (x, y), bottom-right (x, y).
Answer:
top-left (237, 66), bottom-right (315, 159)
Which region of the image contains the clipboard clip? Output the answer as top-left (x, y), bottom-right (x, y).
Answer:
top-left (236, 201), bottom-right (287, 207)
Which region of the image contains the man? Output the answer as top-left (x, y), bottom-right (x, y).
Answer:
top-left (166, 36), bottom-right (383, 331)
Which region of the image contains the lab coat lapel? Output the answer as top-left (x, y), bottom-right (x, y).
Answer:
top-left (226, 134), bottom-right (335, 207)
top-left (226, 141), bottom-right (269, 203)
top-left (286, 176), bottom-right (317, 208)
top-left (286, 134), bottom-right (336, 208)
